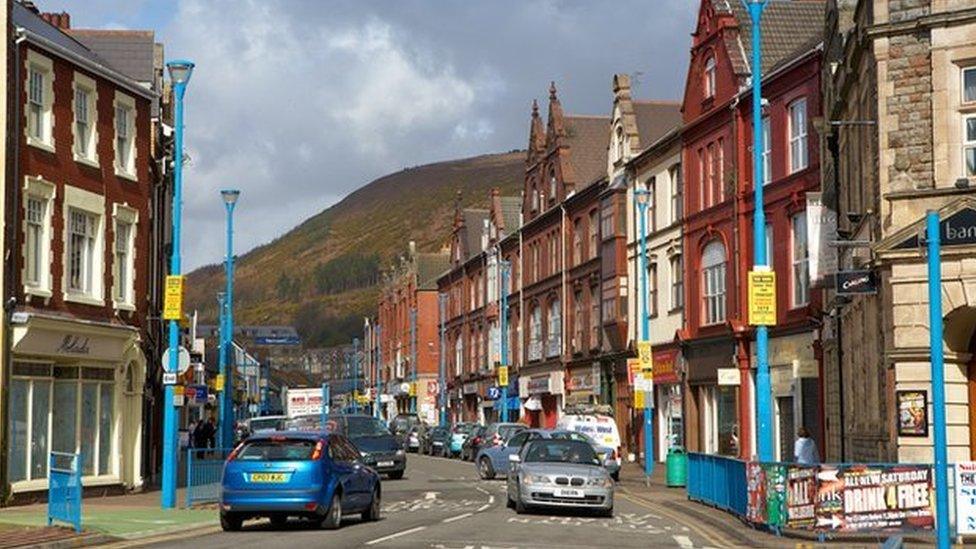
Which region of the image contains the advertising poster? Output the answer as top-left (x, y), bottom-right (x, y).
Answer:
top-left (815, 465), bottom-right (934, 532)
top-left (786, 466), bottom-right (817, 529)
top-left (896, 390), bottom-right (928, 437)
top-left (746, 462), bottom-right (767, 524)
top-left (765, 464), bottom-right (787, 528)
top-left (956, 461), bottom-right (976, 535)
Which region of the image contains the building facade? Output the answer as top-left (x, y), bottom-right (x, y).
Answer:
top-left (4, 3), bottom-right (156, 496)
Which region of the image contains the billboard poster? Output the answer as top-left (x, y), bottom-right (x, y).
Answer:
top-left (786, 466), bottom-right (817, 528)
top-left (746, 462), bottom-right (767, 524)
top-left (896, 390), bottom-right (929, 437)
top-left (765, 464), bottom-right (787, 528)
top-left (956, 462), bottom-right (976, 535)
top-left (815, 465), bottom-right (934, 532)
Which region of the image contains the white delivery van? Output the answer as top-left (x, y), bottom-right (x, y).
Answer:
top-left (556, 412), bottom-right (623, 478)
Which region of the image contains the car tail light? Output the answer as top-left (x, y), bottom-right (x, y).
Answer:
top-left (472, 436), bottom-right (481, 445)
top-left (310, 440), bottom-right (325, 460)
top-left (492, 434), bottom-right (502, 446)
top-left (226, 442), bottom-right (245, 462)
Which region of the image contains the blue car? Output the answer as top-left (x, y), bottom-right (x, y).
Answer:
top-left (220, 431), bottom-right (381, 531)
top-left (475, 427), bottom-right (539, 480)
top-left (450, 423), bottom-right (478, 457)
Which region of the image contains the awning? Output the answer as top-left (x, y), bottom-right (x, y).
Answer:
top-left (492, 396), bottom-right (521, 410)
top-left (524, 396), bottom-right (542, 411)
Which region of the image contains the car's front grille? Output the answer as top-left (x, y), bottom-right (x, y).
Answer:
top-left (531, 492), bottom-right (605, 505)
top-left (554, 476), bottom-right (585, 486)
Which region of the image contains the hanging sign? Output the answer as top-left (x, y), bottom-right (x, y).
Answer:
top-left (497, 365), bottom-right (509, 388)
top-left (163, 275), bottom-right (184, 321)
top-left (835, 270), bottom-right (877, 295)
top-left (215, 374), bottom-right (225, 392)
top-left (748, 270), bottom-right (776, 326)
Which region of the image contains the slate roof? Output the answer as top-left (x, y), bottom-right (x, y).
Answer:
top-left (416, 253), bottom-right (450, 290)
top-left (500, 196), bottom-right (521, 233)
top-left (563, 115), bottom-right (610, 187)
top-left (718, 0), bottom-right (825, 76)
top-left (67, 29), bottom-right (155, 84)
top-left (633, 101), bottom-right (683, 152)
top-left (12, 3), bottom-right (108, 66)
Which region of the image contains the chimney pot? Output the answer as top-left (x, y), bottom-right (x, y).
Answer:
top-left (40, 11), bottom-right (71, 29)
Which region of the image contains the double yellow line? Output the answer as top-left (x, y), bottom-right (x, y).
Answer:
top-left (617, 487), bottom-right (742, 548)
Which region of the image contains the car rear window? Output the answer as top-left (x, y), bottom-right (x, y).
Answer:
top-left (237, 439), bottom-right (317, 461)
top-left (346, 417), bottom-right (390, 437)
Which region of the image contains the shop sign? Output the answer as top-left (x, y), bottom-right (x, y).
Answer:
top-left (463, 382), bottom-right (478, 395)
top-left (717, 368), bottom-right (739, 386)
top-left (566, 364), bottom-right (599, 393)
top-left (894, 206), bottom-right (976, 249)
top-left (163, 275), bottom-right (184, 321)
top-left (748, 270), bottom-right (776, 326)
top-left (527, 375), bottom-right (550, 395)
top-left (652, 350), bottom-right (678, 384)
top-left (627, 359), bottom-right (641, 386)
top-left (814, 464), bottom-right (933, 532)
top-left (955, 461), bottom-right (976, 535)
top-left (835, 270), bottom-right (877, 295)
top-left (56, 335), bottom-right (90, 355)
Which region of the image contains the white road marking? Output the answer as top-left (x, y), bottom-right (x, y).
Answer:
top-left (673, 534), bottom-right (694, 548)
top-left (488, 495), bottom-right (494, 504)
top-left (476, 503), bottom-right (491, 512)
top-left (365, 526), bottom-right (427, 546)
top-left (425, 491), bottom-right (439, 500)
top-left (475, 486), bottom-right (490, 495)
top-left (442, 512), bottom-right (474, 524)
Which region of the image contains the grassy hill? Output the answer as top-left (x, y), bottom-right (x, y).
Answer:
top-left (184, 150), bottom-right (525, 347)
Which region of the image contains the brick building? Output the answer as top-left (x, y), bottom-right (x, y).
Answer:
top-left (679, 0), bottom-right (824, 460)
top-left (4, 3), bottom-right (157, 495)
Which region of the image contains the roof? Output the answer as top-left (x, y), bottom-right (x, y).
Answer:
top-left (632, 101), bottom-right (683, 152)
top-left (416, 253), bottom-right (450, 290)
top-left (462, 209), bottom-right (489, 259)
top-left (500, 196), bottom-right (521, 233)
top-left (563, 115), bottom-right (610, 186)
top-left (66, 29), bottom-right (155, 83)
top-left (721, 0), bottom-right (825, 76)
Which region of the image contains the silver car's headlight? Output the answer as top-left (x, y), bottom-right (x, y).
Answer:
top-left (522, 474), bottom-right (551, 485)
top-left (587, 476), bottom-right (612, 488)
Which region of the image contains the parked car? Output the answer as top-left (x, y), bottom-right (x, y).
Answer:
top-left (475, 428), bottom-right (542, 480)
top-left (416, 423), bottom-right (438, 454)
top-left (556, 413), bottom-right (622, 481)
top-left (506, 438), bottom-right (613, 517)
top-left (423, 427), bottom-right (452, 457)
top-left (219, 431), bottom-right (381, 531)
top-left (390, 413), bottom-right (421, 437)
top-left (450, 423), bottom-right (478, 457)
top-left (404, 426), bottom-right (422, 452)
top-left (461, 425), bottom-right (487, 461)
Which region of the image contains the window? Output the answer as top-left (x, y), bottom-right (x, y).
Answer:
top-left (531, 187), bottom-right (539, 212)
top-left (601, 204), bottom-right (614, 239)
top-left (791, 212), bottom-right (810, 307)
top-left (706, 143), bottom-right (716, 207)
top-left (670, 164), bottom-right (682, 224)
top-left (73, 73), bottom-right (97, 164)
top-left (114, 93), bottom-right (136, 178)
top-left (532, 243), bottom-right (540, 283)
top-left (26, 52), bottom-right (54, 149)
top-left (764, 223), bottom-right (773, 267)
top-left (573, 290), bottom-right (584, 353)
top-left (761, 116), bottom-right (771, 185)
top-left (614, 126), bottom-right (625, 162)
top-left (454, 336), bottom-right (463, 376)
top-left (573, 219), bottom-right (583, 266)
top-left (24, 196), bottom-right (46, 288)
top-left (670, 255), bottom-right (683, 311)
top-left (964, 67), bottom-right (976, 103)
top-left (789, 99), bottom-right (808, 173)
top-left (547, 299), bottom-right (561, 357)
top-left (588, 210), bottom-right (598, 258)
top-left (701, 241), bottom-right (727, 325)
top-left (529, 304), bottom-right (542, 361)
top-left (548, 233), bottom-right (559, 273)
top-left (67, 209), bottom-right (97, 295)
top-left (647, 177), bottom-right (657, 232)
top-left (589, 286), bottom-right (600, 349)
top-left (549, 169), bottom-right (557, 200)
top-left (648, 262), bottom-right (658, 318)
top-left (704, 56), bottom-right (716, 98)
top-left (114, 220), bottom-right (133, 304)
top-left (965, 116), bottom-right (976, 177)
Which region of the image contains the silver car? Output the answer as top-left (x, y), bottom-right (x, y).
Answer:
top-left (505, 438), bottom-right (614, 517)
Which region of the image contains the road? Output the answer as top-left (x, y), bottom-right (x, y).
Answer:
top-left (147, 454), bottom-right (738, 549)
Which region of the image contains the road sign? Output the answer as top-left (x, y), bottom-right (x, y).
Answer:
top-left (161, 346), bottom-right (191, 374)
top-left (162, 372), bottom-right (177, 385)
top-left (497, 365), bottom-right (509, 387)
top-left (163, 275), bottom-right (184, 321)
top-left (637, 341), bottom-right (653, 372)
top-left (633, 372), bottom-right (653, 409)
top-left (748, 270), bottom-right (776, 326)
top-left (634, 387), bottom-right (645, 409)
top-left (487, 386), bottom-right (501, 400)
top-left (215, 374), bottom-right (225, 392)
top-left (408, 382), bottom-right (416, 397)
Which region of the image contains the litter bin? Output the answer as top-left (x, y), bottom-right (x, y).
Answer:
top-left (666, 446), bottom-right (687, 487)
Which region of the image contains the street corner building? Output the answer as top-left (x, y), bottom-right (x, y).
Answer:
top-left (3, 3), bottom-right (165, 499)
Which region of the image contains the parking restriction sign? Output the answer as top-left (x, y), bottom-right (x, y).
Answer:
top-left (748, 270), bottom-right (776, 326)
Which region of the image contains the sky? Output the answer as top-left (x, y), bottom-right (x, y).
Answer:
top-left (45, 0), bottom-right (697, 270)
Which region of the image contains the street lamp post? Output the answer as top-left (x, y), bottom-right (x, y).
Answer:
top-left (353, 338), bottom-right (361, 414)
top-left (744, 0), bottom-right (774, 463)
top-left (438, 293), bottom-right (447, 427)
top-left (220, 189), bottom-right (240, 451)
top-left (161, 59), bottom-right (194, 510)
top-left (634, 187), bottom-right (653, 480)
top-left (216, 291), bottom-right (226, 425)
top-left (499, 260), bottom-right (510, 423)
top-left (926, 211), bottom-right (950, 549)
top-left (410, 308), bottom-right (417, 414)
top-left (376, 325), bottom-right (383, 419)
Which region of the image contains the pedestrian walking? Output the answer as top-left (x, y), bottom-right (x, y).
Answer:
top-left (186, 420), bottom-right (198, 449)
top-left (204, 416), bottom-right (217, 450)
top-left (193, 419), bottom-right (207, 450)
top-left (794, 426), bottom-right (820, 465)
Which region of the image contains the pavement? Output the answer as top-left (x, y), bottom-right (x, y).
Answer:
top-left (0, 456), bottom-right (953, 548)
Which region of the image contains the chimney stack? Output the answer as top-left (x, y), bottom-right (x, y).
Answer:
top-left (40, 11), bottom-right (71, 29)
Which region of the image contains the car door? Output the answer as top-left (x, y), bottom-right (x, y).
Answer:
top-left (339, 436), bottom-right (370, 511)
top-left (499, 431), bottom-right (530, 473)
top-left (328, 435), bottom-right (356, 510)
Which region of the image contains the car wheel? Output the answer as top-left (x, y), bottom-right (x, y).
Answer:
top-left (506, 493), bottom-right (514, 509)
top-left (478, 457), bottom-right (495, 480)
top-left (388, 470), bottom-right (404, 480)
top-left (220, 513), bottom-right (243, 532)
top-left (321, 493), bottom-right (342, 530)
top-left (514, 489), bottom-right (527, 515)
top-left (362, 487), bottom-right (381, 522)
top-left (611, 470), bottom-right (620, 482)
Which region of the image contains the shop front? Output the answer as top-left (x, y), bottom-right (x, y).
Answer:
top-left (448, 386), bottom-right (464, 424)
top-left (520, 370), bottom-right (564, 429)
top-left (652, 346), bottom-right (682, 462)
top-left (491, 374), bottom-right (521, 423)
top-left (462, 381), bottom-right (481, 423)
top-left (8, 313), bottom-right (146, 494)
top-left (683, 338), bottom-right (737, 456)
top-left (564, 363), bottom-right (602, 408)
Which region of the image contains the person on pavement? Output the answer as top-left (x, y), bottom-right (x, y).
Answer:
top-left (794, 426), bottom-right (820, 465)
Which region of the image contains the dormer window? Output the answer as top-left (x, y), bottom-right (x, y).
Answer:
top-left (614, 126), bottom-right (625, 162)
top-left (704, 56), bottom-right (716, 98)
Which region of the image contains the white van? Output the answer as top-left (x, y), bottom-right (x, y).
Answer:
top-left (556, 413), bottom-right (623, 478)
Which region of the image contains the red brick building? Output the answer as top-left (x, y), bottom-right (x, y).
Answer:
top-left (4, 3), bottom-right (157, 495)
top-left (375, 242), bottom-right (448, 423)
top-left (679, 0), bottom-right (824, 460)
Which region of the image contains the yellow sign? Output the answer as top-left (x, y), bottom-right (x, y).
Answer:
top-left (748, 270), bottom-right (777, 326)
top-left (634, 388), bottom-right (645, 409)
top-left (637, 341), bottom-right (653, 373)
top-left (408, 382), bottom-right (416, 397)
top-left (174, 385), bottom-right (184, 396)
top-left (163, 275), bottom-right (184, 321)
top-left (497, 366), bottom-right (509, 387)
top-left (215, 374), bottom-right (225, 392)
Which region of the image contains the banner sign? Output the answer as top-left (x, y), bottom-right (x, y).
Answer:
top-left (956, 461), bottom-right (976, 535)
top-left (807, 192), bottom-right (838, 286)
top-left (746, 462), bottom-right (767, 524)
top-left (747, 270), bottom-right (776, 326)
top-left (786, 466), bottom-right (817, 529)
top-left (815, 464), bottom-right (934, 532)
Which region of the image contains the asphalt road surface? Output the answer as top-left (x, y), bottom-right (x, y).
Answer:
top-left (147, 454), bottom-right (732, 549)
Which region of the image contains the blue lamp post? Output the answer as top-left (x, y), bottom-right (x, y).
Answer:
top-left (161, 58), bottom-right (194, 510)
top-left (220, 189), bottom-right (240, 451)
top-left (926, 211), bottom-right (950, 549)
top-left (499, 260), bottom-right (510, 423)
top-left (438, 293), bottom-right (448, 427)
top-left (410, 309), bottom-right (417, 413)
top-left (634, 186), bottom-right (653, 479)
top-left (375, 325), bottom-right (383, 419)
top-left (744, 0), bottom-right (774, 463)
top-left (353, 338), bottom-right (361, 414)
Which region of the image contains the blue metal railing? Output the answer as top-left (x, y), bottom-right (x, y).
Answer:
top-left (185, 448), bottom-right (233, 507)
top-left (48, 452), bottom-right (82, 532)
top-left (687, 452), bottom-right (747, 516)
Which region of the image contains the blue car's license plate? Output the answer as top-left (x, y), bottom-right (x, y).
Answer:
top-left (249, 473), bottom-right (286, 483)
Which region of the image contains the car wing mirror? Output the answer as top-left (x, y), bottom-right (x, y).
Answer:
top-left (508, 454), bottom-right (521, 463)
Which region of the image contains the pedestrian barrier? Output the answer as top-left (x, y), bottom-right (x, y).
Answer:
top-left (185, 448), bottom-right (233, 507)
top-left (48, 452), bottom-right (82, 532)
top-left (686, 452), bottom-right (747, 516)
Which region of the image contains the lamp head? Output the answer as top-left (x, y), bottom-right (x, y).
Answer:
top-left (221, 189), bottom-right (241, 205)
top-left (634, 188), bottom-right (650, 205)
top-left (166, 60), bottom-right (195, 86)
